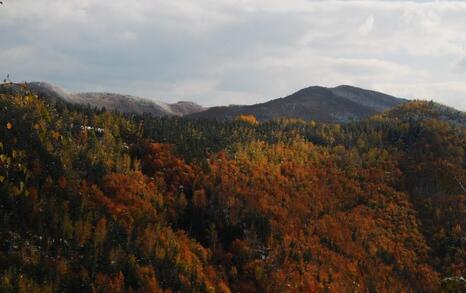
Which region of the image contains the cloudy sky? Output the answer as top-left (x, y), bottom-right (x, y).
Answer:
top-left (1, 0), bottom-right (466, 109)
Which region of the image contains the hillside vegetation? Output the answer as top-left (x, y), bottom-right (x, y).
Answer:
top-left (0, 89), bottom-right (464, 292)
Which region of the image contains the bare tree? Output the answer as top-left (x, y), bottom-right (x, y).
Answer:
top-left (454, 176), bottom-right (466, 194)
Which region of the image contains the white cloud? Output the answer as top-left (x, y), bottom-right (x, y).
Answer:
top-left (359, 15), bottom-right (375, 36)
top-left (0, 0), bottom-right (465, 110)
top-left (455, 57), bottom-right (466, 72)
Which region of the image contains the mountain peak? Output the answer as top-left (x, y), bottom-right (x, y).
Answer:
top-left (1, 81), bottom-right (406, 122)
top-left (189, 84), bottom-right (407, 122)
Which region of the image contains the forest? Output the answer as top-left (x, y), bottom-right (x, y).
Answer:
top-left (0, 86), bottom-right (464, 292)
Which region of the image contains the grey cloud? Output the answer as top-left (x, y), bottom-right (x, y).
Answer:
top-left (455, 58), bottom-right (466, 72)
top-left (0, 0), bottom-right (466, 110)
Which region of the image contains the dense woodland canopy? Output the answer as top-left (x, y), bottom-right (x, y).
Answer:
top-left (0, 85), bottom-right (464, 292)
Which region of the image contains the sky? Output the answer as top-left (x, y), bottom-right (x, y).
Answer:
top-left (1, 0), bottom-right (466, 110)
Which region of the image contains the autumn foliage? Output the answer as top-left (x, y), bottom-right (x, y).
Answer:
top-left (236, 115), bottom-right (258, 125)
top-left (0, 89), bottom-right (464, 292)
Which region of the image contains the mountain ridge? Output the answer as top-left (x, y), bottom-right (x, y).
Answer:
top-left (188, 85), bottom-right (408, 122)
top-left (0, 82), bottom-right (205, 117)
top-left (0, 81), bottom-right (408, 122)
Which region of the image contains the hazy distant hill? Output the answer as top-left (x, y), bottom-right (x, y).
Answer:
top-left (189, 85), bottom-right (407, 122)
top-left (329, 85), bottom-right (406, 112)
top-left (70, 92), bottom-right (204, 117)
top-left (0, 82), bottom-right (205, 117)
top-left (0, 82), bottom-right (407, 122)
top-left (0, 81), bottom-right (73, 104)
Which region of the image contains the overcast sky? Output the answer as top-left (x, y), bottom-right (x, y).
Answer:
top-left (1, 0), bottom-right (466, 109)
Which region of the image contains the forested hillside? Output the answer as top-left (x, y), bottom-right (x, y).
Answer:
top-left (0, 88), bottom-right (464, 292)
top-left (0, 82), bottom-right (205, 117)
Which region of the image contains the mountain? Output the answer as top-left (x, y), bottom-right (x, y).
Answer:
top-left (0, 90), bottom-right (464, 292)
top-left (0, 81), bottom-right (72, 104)
top-left (0, 82), bottom-right (205, 117)
top-left (70, 92), bottom-right (173, 116)
top-left (168, 101), bottom-right (206, 116)
top-left (0, 82), bottom-right (407, 122)
top-left (189, 85), bottom-right (407, 122)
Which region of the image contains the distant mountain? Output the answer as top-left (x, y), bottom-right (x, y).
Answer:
top-left (168, 101), bottom-right (206, 116)
top-left (0, 82), bottom-right (205, 117)
top-left (329, 85), bottom-right (405, 112)
top-left (189, 85), bottom-right (407, 122)
top-left (1, 81), bottom-right (73, 104)
top-left (70, 92), bottom-right (172, 116)
top-left (0, 82), bottom-right (408, 121)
